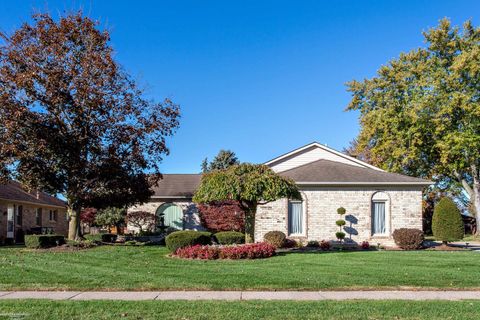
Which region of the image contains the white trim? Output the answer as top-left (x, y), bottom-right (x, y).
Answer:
top-left (296, 181), bottom-right (432, 186)
top-left (0, 197), bottom-right (66, 209)
top-left (264, 142), bottom-right (384, 171)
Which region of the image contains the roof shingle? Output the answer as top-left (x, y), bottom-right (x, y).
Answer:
top-left (280, 159), bottom-right (431, 185)
top-left (0, 181), bottom-right (67, 207)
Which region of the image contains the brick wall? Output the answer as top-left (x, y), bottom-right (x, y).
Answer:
top-left (0, 200), bottom-right (68, 242)
top-left (255, 186), bottom-right (423, 246)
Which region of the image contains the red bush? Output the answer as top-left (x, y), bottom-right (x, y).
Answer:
top-left (320, 240), bottom-right (331, 250)
top-left (80, 208), bottom-right (97, 226)
top-left (360, 241), bottom-right (370, 249)
top-left (175, 242), bottom-right (275, 260)
top-left (197, 200), bottom-right (245, 232)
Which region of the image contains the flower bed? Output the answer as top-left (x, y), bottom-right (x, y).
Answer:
top-left (174, 242), bottom-right (276, 260)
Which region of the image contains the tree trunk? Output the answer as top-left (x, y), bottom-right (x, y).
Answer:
top-left (68, 207), bottom-right (82, 240)
top-left (473, 178), bottom-right (480, 236)
top-left (244, 207), bottom-right (256, 243)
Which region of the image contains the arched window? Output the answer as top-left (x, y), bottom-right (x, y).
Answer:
top-left (288, 195), bottom-right (306, 236)
top-left (371, 191), bottom-right (390, 236)
top-left (156, 203), bottom-right (184, 230)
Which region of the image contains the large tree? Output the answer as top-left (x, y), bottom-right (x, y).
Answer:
top-left (346, 18), bottom-right (480, 232)
top-left (201, 149), bottom-right (239, 173)
top-left (0, 13), bottom-right (180, 239)
top-left (193, 163), bottom-right (301, 242)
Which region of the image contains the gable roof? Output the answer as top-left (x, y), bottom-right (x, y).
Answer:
top-left (280, 159), bottom-right (431, 186)
top-left (265, 141), bottom-right (384, 172)
top-left (0, 181), bottom-right (67, 208)
top-left (151, 174), bottom-right (201, 198)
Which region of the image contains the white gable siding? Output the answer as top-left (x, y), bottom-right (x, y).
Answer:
top-left (268, 146), bottom-right (366, 172)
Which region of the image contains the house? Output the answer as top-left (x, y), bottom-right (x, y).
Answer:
top-left (0, 181), bottom-right (68, 244)
top-left (130, 142), bottom-right (431, 245)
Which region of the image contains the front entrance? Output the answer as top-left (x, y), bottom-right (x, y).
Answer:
top-left (156, 203), bottom-right (184, 230)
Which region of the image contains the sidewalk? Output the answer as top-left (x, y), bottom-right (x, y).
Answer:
top-left (1, 291), bottom-right (480, 301)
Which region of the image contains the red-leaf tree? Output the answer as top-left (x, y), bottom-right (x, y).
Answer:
top-left (126, 211), bottom-right (156, 233)
top-left (80, 208), bottom-right (97, 226)
top-left (197, 200), bottom-right (245, 232)
top-left (0, 13), bottom-right (180, 239)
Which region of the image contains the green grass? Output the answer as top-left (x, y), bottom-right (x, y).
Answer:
top-left (0, 246), bottom-right (479, 290)
top-left (0, 300), bottom-right (479, 319)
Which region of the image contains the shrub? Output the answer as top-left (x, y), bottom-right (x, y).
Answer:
top-left (263, 231), bottom-right (286, 248)
top-left (335, 220), bottom-right (346, 227)
top-left (335, 232), bottom-right (346, 240)
top-left (197, 200), bottom-right (245, 232)
top-left (432, 197), bottom-right (464, 244)
top-left (25, 235), bottom-right (65, 248)
top-left (215, 231), bottom-right (245, 245)
top-left (66, 239), bottom-right (96, 248)
top-left (306, 240), bottom-right (319, 248)
top-left (337, 207), bottom-right (346, 215)
top-left (175, 242), bottom-right (275, 260)
top-left (101, 233), bottom-right (117, 243)
top-left (392, 228), bottom-right (424, 250)
top-left (320, 240), bottom-right (331, 250)
top-left (165, 230), bottom-right (212, 252)
top-left (84, 233), bottom-right (102, 242)
top-left (360, 241), bottom-right (370, 250)
top-left (283, 238), bottom-right (297, 248)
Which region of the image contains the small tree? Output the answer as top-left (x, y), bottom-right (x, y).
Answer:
top-left (126, 211), bottom-right (156, 233)
top-left (335, 207), bottom-right (346, 243)
top-left (95, 207), bottom-right (127, 233)
top-left (197, 200), bottom-right (245, 232)
top-left (193, 163), bottom-right (301, 243)
top-left (80, 208), bottom-right (97, 227)
top-left (432, 198), bottom-right (464, 245)
top-left (201, 150), bottom-right (240, 173)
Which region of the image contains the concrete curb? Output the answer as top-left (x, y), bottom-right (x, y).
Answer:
top-left (0, 291), bottom-right (480, 301)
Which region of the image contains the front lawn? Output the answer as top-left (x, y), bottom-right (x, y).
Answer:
top-left (0, 300), bottom-right (479, 320)
top-left (0, 246), bottom-right (478, 290)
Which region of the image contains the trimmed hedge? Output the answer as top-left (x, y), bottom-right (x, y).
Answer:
top-left (263, 231), bottom-right (286, 248)
top-left (83, 234), bottom-right (102, 242)
top-left (25, 235), bottom-right (65, 249)
top-left (165, 230), bottom-right (212, 252)
top-left (215, 231), bottom-right (245, 245)
top-left (101, 233), bottom-right (117, 243)
top-left (432, 197), bottom-right (464, 244)
top-left (392, 228), bottom-right (424, 250)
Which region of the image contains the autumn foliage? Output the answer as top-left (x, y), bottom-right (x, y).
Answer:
top-left (197, 201), bottom-right (245, 233)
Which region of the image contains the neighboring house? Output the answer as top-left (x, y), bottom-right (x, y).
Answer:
top-left (130, 142), bottom-right (431, 245)
top-left (0, 181), bottom-right (68, 244)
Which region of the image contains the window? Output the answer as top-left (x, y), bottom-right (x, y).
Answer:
top-left (288, 200), bottom-right (304, 235)
top-left (36, 208), bottom-right (42, 226)
top-left (54, 210), bottom-right (58, 222)
top-left (371, 192), bottom-right (389, 236)
top-left (16, 205), bottom-right (23, 226)
top-left (49, 210), bottom-right (57, 221)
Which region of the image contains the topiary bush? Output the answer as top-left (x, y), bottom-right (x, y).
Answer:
top-left (165, 230), bottom-right (212, 252)
top-left (432, 197), bottom-right (464, 245)
top-left (263, 231), bottom-right (286, 248)
top-left (215, 231), bottom-right (245, 245)
top-left (25, 235), bottom-right (65, 248)
top-left (335, 207), bottom-right (347, 243)
top-left (392, 228), bottom-right (424, 250)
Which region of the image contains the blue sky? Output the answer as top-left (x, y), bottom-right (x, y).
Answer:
top-left (1, 1), bottom-right (478, 173)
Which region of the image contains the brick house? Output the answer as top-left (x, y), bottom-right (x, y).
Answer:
top-left (0, 181), bottom-right (68, 244)
top-left (130, 142), bottom-right (431, 246)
